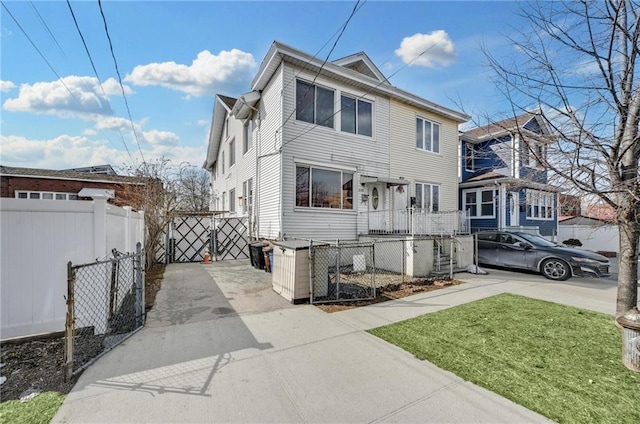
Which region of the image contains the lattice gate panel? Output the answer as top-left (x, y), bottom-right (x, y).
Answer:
top-left (171, 216), bottom-right (212, 263)
top-left (213, 217), bottom-right (249, 260)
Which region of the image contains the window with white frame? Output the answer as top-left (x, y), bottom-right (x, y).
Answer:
top-left (340, 95), bottom-right (372, 137)
top-left (229, 139), bottom-right (235, 167)
top-left (414, 183), bottom-right (440, 212)
top-left (221, 152), bottom-right (225, 174)
top-left (243, 121), bottom-right (252, 154)
top-left (242, 178), bottom-right (253, 215)
top-left (222, 191), bottom-right (226, 210)
top-left (16, 191), bottom-right (78, 200)
top-left (296, 80), bottom-right (334, 128)
top-left (463, 188), bottom-right (495, 218)
top-left (416, 117), bottom-right (440, 153)
top-left (295, 165), bottom-right (353, 210)
top-left (229, 189), bottom-right (235, 213)
top-left (465, 143), bottom-right (474, 171)
top-left (526, 189), bottom-right (554, 220)
top-left (225, 117), bottom-right (229, 139)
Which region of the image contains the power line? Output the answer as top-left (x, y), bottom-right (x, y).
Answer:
top-left (29, 1), bottom-right (66, 58)
top-left (66, 0), bottom-right (136, 168)
top-left (279, 43), bottom-right (439, 151)
top-left (273, 0), bottom-right (366, 138)
top-left (1, 1), bottom-right (82, 106)
top-left (97, 0), bottom-right (147, 166)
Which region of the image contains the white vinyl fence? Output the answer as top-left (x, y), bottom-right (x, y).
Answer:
top-left (558, 224), bottom-right (619, 254)
top-left (1, 197), bottom-right (144, 340)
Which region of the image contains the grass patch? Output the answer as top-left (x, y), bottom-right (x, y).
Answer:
top-left (368, 294), bottom-right (639, 424)
top-left (0, 392), bottom-right (65, 424)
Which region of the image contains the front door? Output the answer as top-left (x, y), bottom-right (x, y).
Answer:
top-left (368, 184), bottom-right (387, 232)
top-left (508, 192), bottom-right (520, 227)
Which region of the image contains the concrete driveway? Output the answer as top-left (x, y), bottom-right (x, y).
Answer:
top-left (53, 260), bottom-right (556, 423)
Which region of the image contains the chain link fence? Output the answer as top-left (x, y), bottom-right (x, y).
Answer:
top-left (309, 237), bottom-right (463, 304)
top-left (64, 243), bottom-right (144, 377)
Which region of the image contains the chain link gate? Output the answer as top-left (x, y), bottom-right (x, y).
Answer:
top-left (212, 217), bottom-right (249, 261)
top-left (310, 242), bottom-right (375, 303)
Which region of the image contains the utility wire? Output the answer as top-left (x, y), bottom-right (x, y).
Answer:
top-left (1, 1), bottom-right (82, 106)
top-left (278, 43), bottom-right (439, 152)
top-left (97, 0), bottom-right (147, 166)
top-left (274, 0), bottom-right (366, 138)
top-left (29, 1), bottom-right (67, 58)
top-left (66, 0), bottom-right (136, 168)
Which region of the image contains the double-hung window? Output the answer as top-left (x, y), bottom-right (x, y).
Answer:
top-left (526, 189), bottom-right (554, 219)
top-left (464, 189), bottom-right (495, 218)
top-left (221, 152), bottom-right (225, 174)
top-left (340, 95), bottom-right (372, 136)
top-left (416, 117), bottom-right (440, 153)
top-left (243, 121), bottom-right (252, 154)
top-left (229, 189), bottom-right (236, 213)
top-left (465, 143), bottom-right (474, 171)
top-left (296, 165), bottom-right (353, 210)
top-left (242, 178), bottom-right (253, 215)
top-left (296, 80), bottom-right (334, 128)
top-left (414, 183), bottom-right (440, 212)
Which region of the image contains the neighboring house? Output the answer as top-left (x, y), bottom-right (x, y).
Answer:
top-left (0, 165), bottom-right (147, 207)
top-left (559, 193), bottom-right (581, 217)
top-left (459, 112), bottom-right (560, 238)
top-left (204, 41), bottom-right (469, 241)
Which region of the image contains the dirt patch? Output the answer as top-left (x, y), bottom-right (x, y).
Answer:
top-left (315, 277), bottom-right (463, 313)
top-left (0, 264), bottom-right (166, 403)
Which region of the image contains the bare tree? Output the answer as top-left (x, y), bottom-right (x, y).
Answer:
top-left (175, 163), bottom-right (210, 211)
top-left (485, 0), bottom-right (639, 316)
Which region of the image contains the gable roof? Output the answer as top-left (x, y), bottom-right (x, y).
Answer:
top-left (0, 165), bottom-right (145, 184)
top-left (464, 112), bottom-right (550, 142)
top-left (332, 52), bottom-right (388, 83)
top-left (253, 41), bottom-right (469, 123)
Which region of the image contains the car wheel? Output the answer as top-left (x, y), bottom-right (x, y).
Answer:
top-left (541, 258), bottom-right (571, 281)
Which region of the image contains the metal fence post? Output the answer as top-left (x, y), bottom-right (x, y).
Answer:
top-left (135, 242), bottom-right (143, 327)
top-left (64, 261), bottom-right (75, 380)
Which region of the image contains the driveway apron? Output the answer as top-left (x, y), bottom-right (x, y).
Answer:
top-left (52, 261), bottom-right (550, 423)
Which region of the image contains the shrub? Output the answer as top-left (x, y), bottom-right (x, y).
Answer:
top-left (562, 238), bottom-right (583, 247)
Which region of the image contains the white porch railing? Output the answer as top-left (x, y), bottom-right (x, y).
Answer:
top-left (364, 209), bottom-right (470, 236)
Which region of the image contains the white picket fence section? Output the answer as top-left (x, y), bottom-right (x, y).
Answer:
top-left (0, 198), bottom-right (144, 340)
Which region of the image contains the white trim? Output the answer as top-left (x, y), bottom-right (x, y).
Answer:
top-left (416, 115), bottom-right (441, 154)
top-left (462, 188), bottom-right (496, 219)
top-left (525, 189), bottom-right (555, 221)
top-left (293, 157), bottom-right (357, 172)
top-left (15, 190), bottom-right (79, 201)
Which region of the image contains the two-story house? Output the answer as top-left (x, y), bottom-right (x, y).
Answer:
top-left (459, 112), bottom-right (559, 238)
top-left (204, 41), bottom-right (469, 242)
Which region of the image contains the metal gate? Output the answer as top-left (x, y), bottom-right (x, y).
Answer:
top-left (212, 217), bottom-right (249, 260)
top-left (169, 214), bottom-right (212, 263)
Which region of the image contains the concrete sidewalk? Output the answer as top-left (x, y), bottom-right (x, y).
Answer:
top-left (52, 261), bottom-right (623, 423)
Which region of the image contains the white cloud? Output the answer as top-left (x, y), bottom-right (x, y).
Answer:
top-left (0, 133), bottom-right (204, 170)
top-left (142, 129), bottom-right (180, 146)
top-left (196, 119), bottom-right (209, 126)
top-left (125, 49), bottom-right (257, 96)
top-left (1, 80), bottom-right (15, 92)
top-left (102, 77), bottom-right (134, 96)
top-left (395, 31), bottom-right (457, 68)
top-left (2, 76), bottom-right (133, 119)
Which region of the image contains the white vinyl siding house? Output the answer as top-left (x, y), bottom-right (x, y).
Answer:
top-left (205, 41), bottom-right (468, 241)
top-left (389, 99), bottom-right (460, 213)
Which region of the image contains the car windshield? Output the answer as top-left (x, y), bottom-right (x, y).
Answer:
top-left (517, 233), bottom-right (558, 248)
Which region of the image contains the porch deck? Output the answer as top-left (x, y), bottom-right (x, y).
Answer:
top-left (363, 209), bottom-right (470, 236)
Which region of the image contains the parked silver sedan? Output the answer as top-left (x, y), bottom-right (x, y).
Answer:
top-left (476, 231), bottom-right (611, 281)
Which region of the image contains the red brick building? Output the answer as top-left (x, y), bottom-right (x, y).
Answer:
top-left (0, 165), bottom-right (148, 207)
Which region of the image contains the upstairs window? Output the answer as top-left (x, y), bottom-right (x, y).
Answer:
top-left (296, 165), bottom-right (353, 210)
top-left (465, 143), bottom-right (474, 171)
top-left (229, 139), bottom-right (235, 167)
top-left (229, 189), bottom-right (236, 213)
top-left (222, 152), bottom-right (225, 174)
top-left (416, 117), bottom-right (440, 153)
top-left (340, 95), bottom-right (372, 137)
top-left (296, 80), bottom-right (334, 128)
top-left (243, 121), bottom-right (253, 154)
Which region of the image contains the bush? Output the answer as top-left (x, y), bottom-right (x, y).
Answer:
top-left (562, 238), bottom-right (583, 247)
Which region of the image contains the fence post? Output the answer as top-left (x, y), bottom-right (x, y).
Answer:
top-left (64, 261), bottom-right (75, 379)
top-left (135, 242), bottom-right (143, 327)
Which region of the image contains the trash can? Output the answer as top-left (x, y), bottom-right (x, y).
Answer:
top-left (263, 246), bottom-right (274, 273)
top-left (249, 242), bottom-right (267, 270)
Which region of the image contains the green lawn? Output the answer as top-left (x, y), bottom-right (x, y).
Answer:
top-left (0, 392), bottom-right (65, 424)
top-left (368, 294), bottom-right (639, 424)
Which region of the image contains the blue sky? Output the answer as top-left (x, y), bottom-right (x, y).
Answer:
top-left (0, 0), bottom-right (523, 172)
